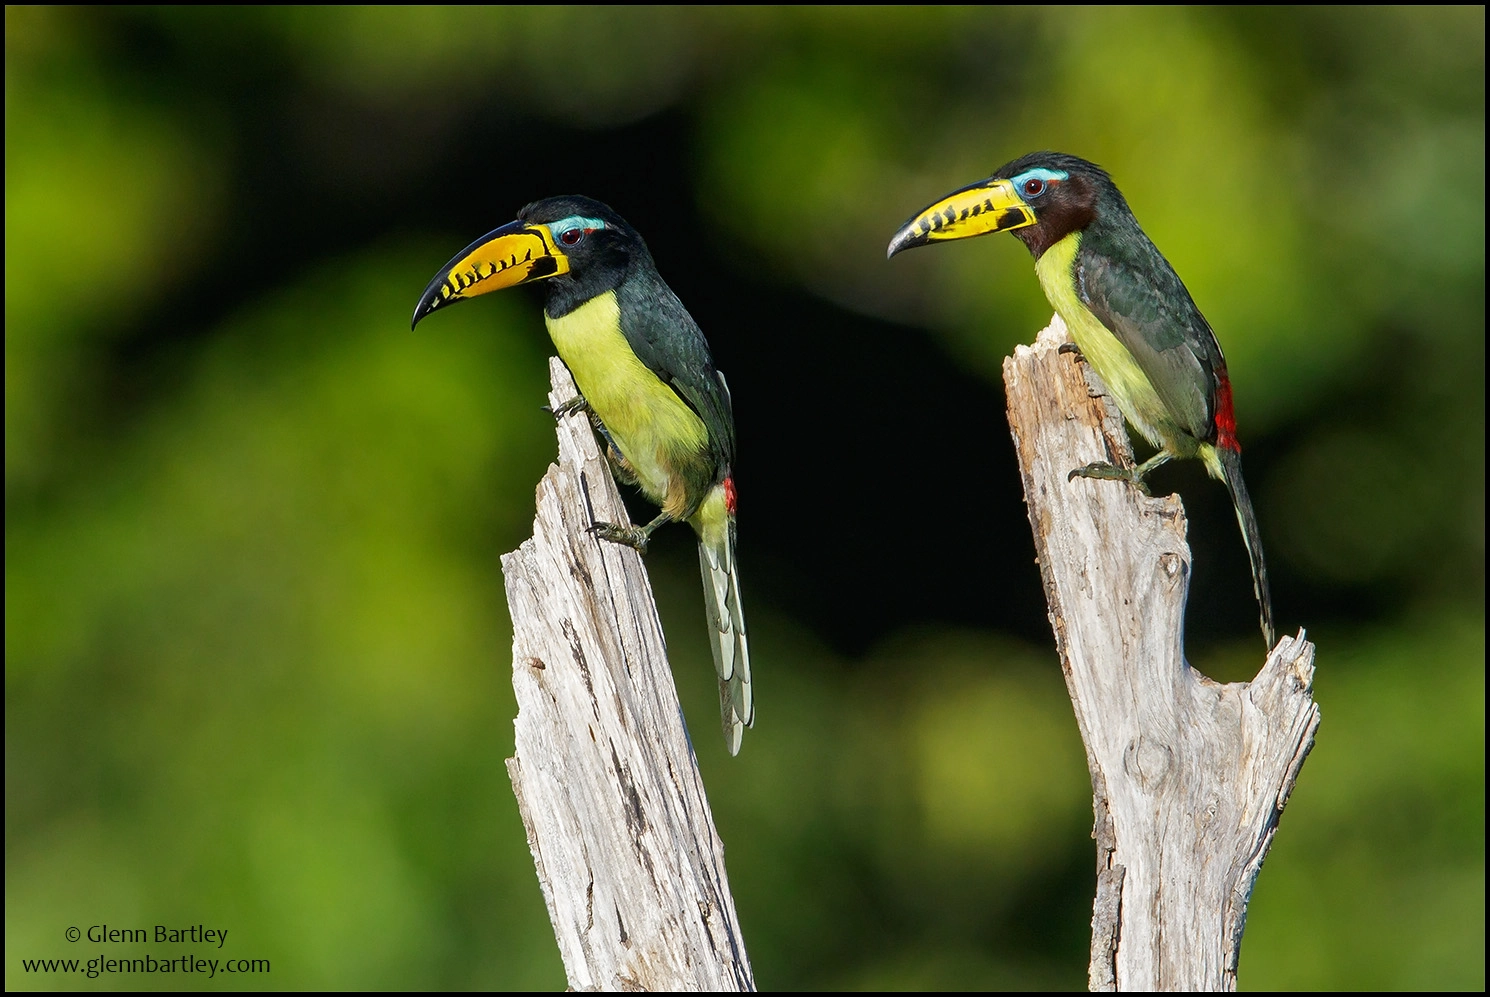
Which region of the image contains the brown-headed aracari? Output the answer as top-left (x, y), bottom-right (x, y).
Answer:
top-left (888, 152), bottom-right (1275, 648)
top-left (413, 196), bottom-right (752, 753)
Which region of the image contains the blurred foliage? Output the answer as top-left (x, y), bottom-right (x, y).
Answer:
top-left (6, 6), bottom-right (1483, 991)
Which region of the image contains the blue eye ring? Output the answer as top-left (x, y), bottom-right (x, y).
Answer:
top-left (549, 214), bottom-right (607, 247)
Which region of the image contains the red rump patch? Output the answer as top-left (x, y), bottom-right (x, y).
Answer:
top-left (1213, 374), bottom-right (1241, 453)
top-left (723, 475), bottom-right (738, 517)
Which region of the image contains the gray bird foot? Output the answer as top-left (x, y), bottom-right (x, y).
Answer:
top-left (588, 522), bottom-right (650, 553)
top-left (1068, 461), bottom-right (1151, 496)
top-left (543, 395), bottom-right (591, 420)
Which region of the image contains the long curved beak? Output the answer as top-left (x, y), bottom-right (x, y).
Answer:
top-left (411, 220), bottom-right (569, 329)
top-left (886, 178), bottom-right (1036, 259)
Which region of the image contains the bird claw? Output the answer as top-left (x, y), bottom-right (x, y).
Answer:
top-left (588, 521), bottom-right (649, 553)
top-left (1057, 342), bottom-right (1087, 361)
top-left (543, 395), bottom-right (591, 420)
top-left (1068, 461), bottom-right (1150, 496)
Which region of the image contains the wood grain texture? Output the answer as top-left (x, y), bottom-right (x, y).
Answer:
top-left (501, 358), bottom-right (754, 992)
top-left (1003, 317), bottom-right (1320, 992)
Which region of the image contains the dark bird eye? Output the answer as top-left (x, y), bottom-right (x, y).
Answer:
top-left (1023, 177), bottom-right (1046, 197)
top-left (559, 227), bottom-right (584, 247)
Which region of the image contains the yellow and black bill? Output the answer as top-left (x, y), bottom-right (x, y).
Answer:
top-left (886, 177), bottom-right (1038, 259)
top-left (411, 220), bottom-right (570, 329)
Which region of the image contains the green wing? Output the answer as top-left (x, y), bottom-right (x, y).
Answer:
top-left (616, 273), bottom-right (736, 476)
top-left (1075, 232), bottom-right (1225, 444)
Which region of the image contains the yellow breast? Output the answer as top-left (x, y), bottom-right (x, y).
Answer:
top-left (544, 290), bottom-right (709, 513)
top-left (1034, 232), bottom-right (1180, 453)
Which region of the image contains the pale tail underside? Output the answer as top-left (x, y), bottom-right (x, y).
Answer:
top-left (698, 530), bottom-right (752, 755)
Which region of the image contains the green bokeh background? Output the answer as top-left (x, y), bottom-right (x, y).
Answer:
top-left (6, 7), bottom-right (1483, 990)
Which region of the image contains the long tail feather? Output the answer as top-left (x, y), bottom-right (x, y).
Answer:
top-left (1215, 446), bottom-right (1275, 648)
top-left (699, 519), bottom-right (751, 755)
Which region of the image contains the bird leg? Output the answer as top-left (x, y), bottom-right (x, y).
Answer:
top-left (551, 398), bottom-right (640, 487)
top-left (590, 420), bottom-right (639, 487)
top-left (1068, 451), bottom-right (1173, 496)
top-left (551, 394), bottom-right (653, 548)
top-left (1057, 341), bottom-right (1087, 362)
top-left (588, 512), bottom-right (672, 553)
top-left (583, 413), bottom-right (654, 548)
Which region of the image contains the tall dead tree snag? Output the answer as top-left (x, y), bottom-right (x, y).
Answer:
top-left (500, 358), bottom-right (755, 992)
top-left (1003, 316), bottom-right (1321, 992)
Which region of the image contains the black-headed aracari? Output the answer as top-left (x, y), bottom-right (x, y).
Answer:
top-left (412, 196), bottom-right (752, 753)
top-left (888, 152), bottom-right (1274, 648)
